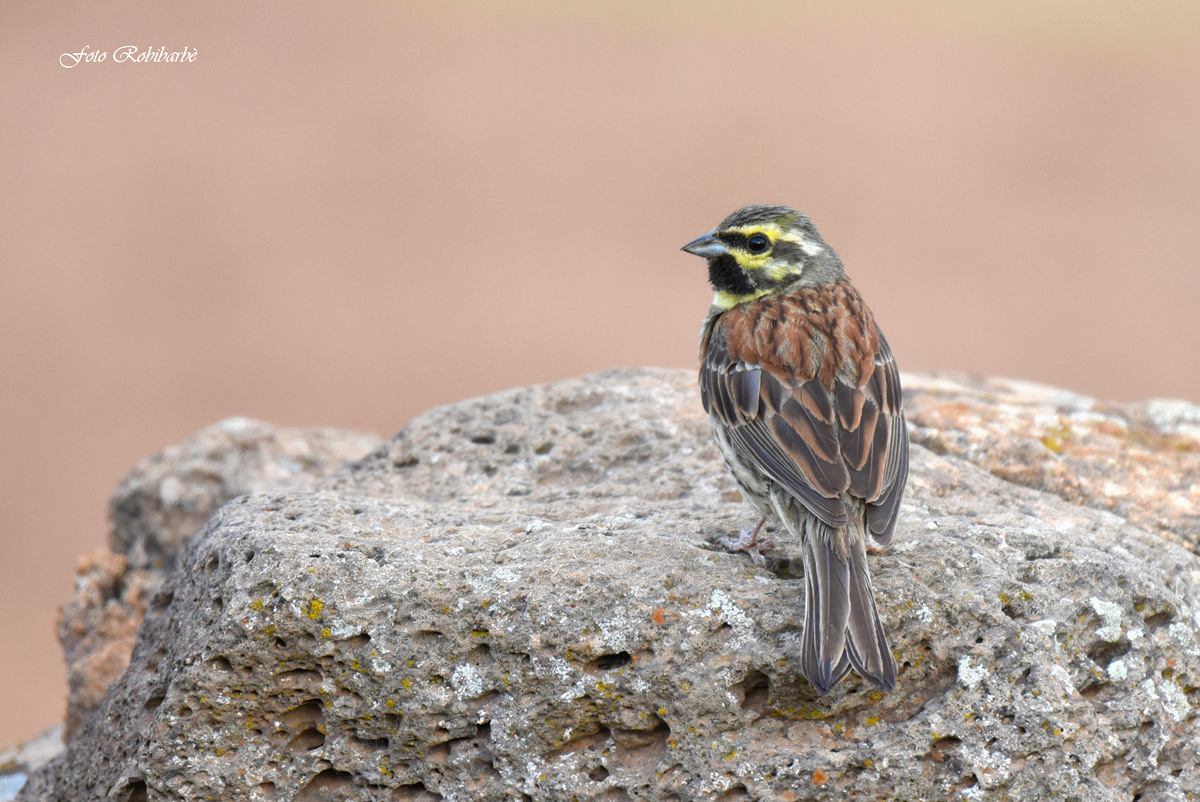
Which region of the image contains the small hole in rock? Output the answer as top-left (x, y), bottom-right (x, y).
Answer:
top-left (587, 652), bottom-right (632, 673)
top-left (287, 727), bottom-right (326, 753)
top-left (1088, 639), bottom-right (1130, 669)
top-left (1144, 610), bottom-right (1173, 630)
top-left (121, 780), bottom-right (148, 802)
top-left (734, 670), bottom-right (769, 712)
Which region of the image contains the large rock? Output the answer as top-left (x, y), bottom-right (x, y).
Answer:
top-left (905, 373), bottom-right (1200, 552)
top-left (56, 420), bottom-right (382, 741)
top-left (110, 417), bottom-right (383, 571)
top-left (20, 369), bottom-right (1200, 801)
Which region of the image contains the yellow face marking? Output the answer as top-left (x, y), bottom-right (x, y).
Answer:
top-left (722, 224), bottom-right (780, 272)
top-left (712, 288), bottom-right (775, 310)
top-left (721, 221), bottom-right (808, 270)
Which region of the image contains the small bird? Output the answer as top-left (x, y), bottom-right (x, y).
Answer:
top-left (683, 204), bottom-right (908, 694)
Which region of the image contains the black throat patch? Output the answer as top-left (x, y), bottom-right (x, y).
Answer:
top-left (707, 254), bottom-right (755, 295)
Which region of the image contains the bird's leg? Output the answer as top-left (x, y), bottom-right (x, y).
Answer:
top-left (718, 516), bottom-right (778, 567)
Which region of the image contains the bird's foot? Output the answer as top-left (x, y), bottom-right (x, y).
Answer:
top-left (717, 518), bottom-right (777, 567)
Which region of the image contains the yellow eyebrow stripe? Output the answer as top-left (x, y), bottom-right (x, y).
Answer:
top-left (722, 223), bottom-right (806, 248)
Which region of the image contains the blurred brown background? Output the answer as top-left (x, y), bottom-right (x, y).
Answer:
top-left (2, 0), bottom-right (1198, 743)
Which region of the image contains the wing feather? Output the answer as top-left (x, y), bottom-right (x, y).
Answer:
top-left (701, 296), bottom-right (908, 542)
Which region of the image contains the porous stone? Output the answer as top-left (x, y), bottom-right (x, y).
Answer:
top-left (20, 369), bottom-right (1200, 801)
top-left (51, 420), bottom-right (383, 747)
top-left (905, 373), bottom-right (1200, 552)
top-left (109, 417), bottom-right (382, 571)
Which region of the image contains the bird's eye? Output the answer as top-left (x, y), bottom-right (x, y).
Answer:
top-left (746, 233), bottom-right (770, 254)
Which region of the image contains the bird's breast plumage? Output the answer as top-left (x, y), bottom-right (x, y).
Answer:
top-left (708, 282), bottom-right (879, 388)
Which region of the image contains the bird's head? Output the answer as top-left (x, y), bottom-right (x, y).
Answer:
top-left (682, 204), bottom-right (845, 310)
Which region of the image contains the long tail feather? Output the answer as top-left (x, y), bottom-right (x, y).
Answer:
top-left (800, 539), bottom-right (852, 694)
top-left (799, 521), bottom-right (895, 694)
top-left (843, 540), bottom-right (896, 691)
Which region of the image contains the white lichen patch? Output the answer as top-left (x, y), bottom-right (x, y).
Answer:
top-left (959, 741), bottom-right (1012, 789)
top-left (957, 656), bottom-right (988, 689)
top-left (327, 619), bottom-right (360, 640)
top-left (597, 610), bottom-right (637, 653)
top-left (491, 566), bottom-right (520, 584)
top-left (1089, 597), bottom-right (1123, 642)
top-left (704, 589), bottom-right (755, 649)
top-left (1107, 658), bottom-right (1128, 682)
top-left (1158, 679), bottom-right (1191, 723)
top-left (451, 664), bottom-right (483, 700)
top-left (1167, 622), bottom-right (1200, 656)
top-left (915, 605), bottom-right (933, 623)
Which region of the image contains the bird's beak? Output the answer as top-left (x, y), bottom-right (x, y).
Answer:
top-left (681, 230), bottom-right (728, 259)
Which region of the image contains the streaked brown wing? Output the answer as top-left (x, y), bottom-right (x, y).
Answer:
top-left (862, 332), bottom-right (908, 545)
top-left (702, 310), bottom-right (908, 540)
top-left (701, 319), bottom-right (850, 529)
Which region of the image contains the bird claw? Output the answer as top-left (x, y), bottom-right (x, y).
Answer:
top-left (718, 525), bottom-right (777, 567)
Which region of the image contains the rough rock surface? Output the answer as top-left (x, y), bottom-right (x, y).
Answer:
top-left (20, 369), bottom-right (1200, 801)
top-left (55, 420), bottom-right (382, 744)
top-left (906, 373), bottom-right (1200, 552)
top-left (110, 417), bottom-right (383, 571)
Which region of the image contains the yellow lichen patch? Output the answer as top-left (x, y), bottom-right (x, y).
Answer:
top-left (402, 679), bottom-right (411, 689)
top-left (386, 699), bottom-right (395, 708)
top-left (1041, 421), bottom-right (1071, 454)
top-left (866, 717), bottom-right (879, 726)
top-left (307, 599), bottom-right (324, 620)
top-left (250, 598), bottom-right (264, 611)
top-left (321, 628), bottom-right (331, 638)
